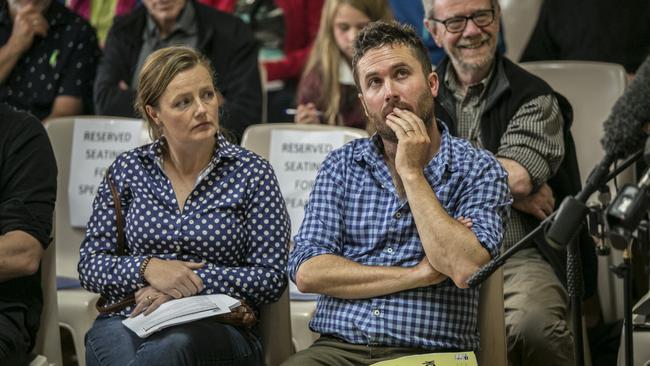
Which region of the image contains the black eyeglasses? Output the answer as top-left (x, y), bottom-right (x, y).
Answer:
top-left (430, 8), bottom-right (495, 33)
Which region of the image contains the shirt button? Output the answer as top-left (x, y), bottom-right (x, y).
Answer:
top-left (372, 309), bottom-right (380, 317)
top-left (386, 248), bottom-right (394, 254)
top-left (394, 212), bottom-right (401, 219)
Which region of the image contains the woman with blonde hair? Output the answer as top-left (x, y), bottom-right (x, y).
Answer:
top-left (294, 0), bottom-right (392, 128)
top-left (79, 46), bottom-right (289, 366)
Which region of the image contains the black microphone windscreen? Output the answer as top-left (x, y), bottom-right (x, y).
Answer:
top-left (601, 55), bottom-right (650, 159)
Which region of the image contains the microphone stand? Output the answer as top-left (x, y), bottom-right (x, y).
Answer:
top-left (467, 150), bottom-right (643, 366)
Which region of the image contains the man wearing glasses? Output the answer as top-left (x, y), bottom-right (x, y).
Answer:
top-left (424, 0), bottom-right (580, 365)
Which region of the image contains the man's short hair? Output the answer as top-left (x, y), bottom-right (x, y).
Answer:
top-left (352, 21), bottom-right (433, 90)
top-left (422, 0), bottom-right (499, 20)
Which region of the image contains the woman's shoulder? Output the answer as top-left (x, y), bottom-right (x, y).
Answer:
top-left (222, 141), bottom-right (274, 170)
top-left (107, 143), bottom-right (154, 178)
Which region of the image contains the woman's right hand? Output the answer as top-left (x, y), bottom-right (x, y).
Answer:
top-left (143, 258), bottom-right (205, 299)
top-left (130, 286), bottom-right (173, 317)
top-left (294, 103), bottom-right (321, 124)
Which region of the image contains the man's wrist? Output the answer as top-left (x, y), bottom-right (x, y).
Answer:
top-left (399, 170), bottom-right (425, 185)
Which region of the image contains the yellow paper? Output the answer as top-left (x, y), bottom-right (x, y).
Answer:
top-left (370, 351), bottom-right (478, 366)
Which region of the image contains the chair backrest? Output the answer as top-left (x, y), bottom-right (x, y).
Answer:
top-left (259, 289), bottom-right (292, 366)
top-left (33, 241), bottom-right (63, 366)
top-left (477, 267), bottom-right (507, 366)
top-left (498, 0), bottom-right (543, 61)
top-left (519, 61), bottom-right (629, 189)
top-left (46, 117), bottom-right (84, 278)
top-left (242, 123), bottom-right (367, 365)
top-left (45, 116), bottom-right (149, 279)
top-left (519, 61), bottom-right (629, 327)
top-left (241, 123), bottom-right (369, 157)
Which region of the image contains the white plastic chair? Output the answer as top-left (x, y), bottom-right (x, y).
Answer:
top-left (520, 61), bottom-right (628, 326)
top-left (498, 0), bottom-right (543, 61)
top-left (30, 240), bottom-right (63, 366)
top-left (258, 289), bottom-right (293, 366)
top-left (241, 123), bottom-right (369, 157)
top-left (241, 123), bottom-right (368, 360)
top-left (521, 61), bottom-right (629, 366)
top-left (45, 115), bottom-right (148, 366)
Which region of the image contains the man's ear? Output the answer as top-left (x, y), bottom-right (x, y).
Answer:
top-left (428, 71), bottom-right (439, 97)
top-left (358, 93), bottom-right (370, 118)
top-left (425, 19), bottom-right (443, 48)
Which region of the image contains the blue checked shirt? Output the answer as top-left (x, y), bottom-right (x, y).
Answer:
top-left (288, 121), bottom-right (511, 351)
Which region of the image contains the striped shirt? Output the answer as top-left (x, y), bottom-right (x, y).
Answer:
top-left (288, 122), bottom-right (511, 350)
top-left (443, 62), bottom-right (565, 250)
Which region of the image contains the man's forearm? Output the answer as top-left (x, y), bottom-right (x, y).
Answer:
top-left (403, 173), bottom-right (490, 288)
top-left (497, 157), bottom-right (534, 198)
top-left (295, 254), bottom-right (445, 299)
top-left (0, 44), bottom-right (22, 84)
top-left (0, 231), bottom-right (43, 282)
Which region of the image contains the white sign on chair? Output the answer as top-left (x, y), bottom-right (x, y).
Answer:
top-left (269, 130), bottom-right (348, 236)
top-left (68, 118), bottom-right (144, 227)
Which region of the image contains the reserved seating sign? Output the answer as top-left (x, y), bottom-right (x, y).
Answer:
top-left (269, 130), bottom-right (350, 236)
top-left (68, 118), bottom-right (144, 227)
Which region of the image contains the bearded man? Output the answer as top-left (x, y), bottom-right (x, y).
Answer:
top-left (282, 21), bottom-right (511, 366)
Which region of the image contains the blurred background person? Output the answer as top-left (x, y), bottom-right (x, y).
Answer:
top-left (65, 0), bottom-right (137, 47)
top-left (520, 0), bottom-right (650, 78)
top-left (0, 0), bottom-right (100, 121)
top-left (93, 0), bottom-right (262, 141)
top-left (0, 103), bottom-right (57, 366)
top-left (293, 0), bottom-right (392, 129)
top-left (79, 46), bottom-right (289, 366)
top-left (200, 0), bottom-right (324, 122)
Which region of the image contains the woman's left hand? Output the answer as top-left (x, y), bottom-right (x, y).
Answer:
top-left (130, 286), bottom-right (173, 317)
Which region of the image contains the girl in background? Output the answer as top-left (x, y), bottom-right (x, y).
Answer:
top-left (294, 0), bottom-right (392, 128)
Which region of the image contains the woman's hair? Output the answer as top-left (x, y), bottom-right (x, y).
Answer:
top-left (134, 46), bottom-right (217, 140)
top-left (302, 0), bottom-right (392, 125)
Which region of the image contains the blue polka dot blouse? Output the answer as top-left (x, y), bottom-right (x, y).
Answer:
top-left (78, 134), bottom-right (290, 315)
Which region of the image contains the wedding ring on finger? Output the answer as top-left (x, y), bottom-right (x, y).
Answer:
top-left (404, 128), bottom-right (415, 134)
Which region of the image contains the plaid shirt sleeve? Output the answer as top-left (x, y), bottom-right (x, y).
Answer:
top-left (455, 152), bottom-right (512, 258)
top-left (288, 150), bottom-right (345, 283)
top-left (496, 94), bottom-right (565, 188)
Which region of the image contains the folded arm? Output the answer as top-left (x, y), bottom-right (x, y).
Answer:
top-left (295, 254), bottom-right (445, 299)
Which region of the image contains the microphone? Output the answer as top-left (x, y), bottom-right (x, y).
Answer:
top-left (546, 55), bottom-right (650, 250)
top-left (601, 55), bottom-right (650, 160)
top-left (606, 137), bottom-right (650, 250)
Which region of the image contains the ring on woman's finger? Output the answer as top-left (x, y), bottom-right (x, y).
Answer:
top-left (404, 128), bottom-right (415, 133)
top-left (146, 295), bottom-right (157, 302)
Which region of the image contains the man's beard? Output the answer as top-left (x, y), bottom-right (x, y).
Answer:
top-left (369, 90), bottom-right (435, 143)
top-left (448, 34), bottom-right (496, 73)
